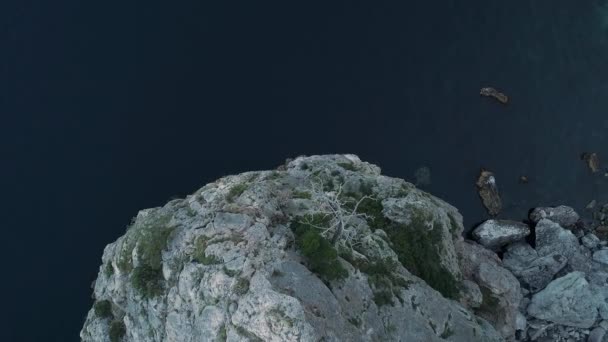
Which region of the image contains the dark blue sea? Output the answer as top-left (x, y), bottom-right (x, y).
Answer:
top-left (3, 1), bottom-right (608, 340)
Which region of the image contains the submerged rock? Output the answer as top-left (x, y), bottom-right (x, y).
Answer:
top-left (413, 166), bottom-right (431, 186)
top-left (471, 220), bottom-right (530, 251)
top-left (476, 169), bottom-right (502, 216)
top-left (80, 154), bottom-right (504, 342)
top-left (480, 87), bottom-right (509, 104)
top-left (581, 152), bottom-right (600, 173)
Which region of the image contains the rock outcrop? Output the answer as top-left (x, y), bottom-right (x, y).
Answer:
top-left (80, 155), bottom-right (506, 342)
top-left (529, 205), bottom-right (580, 228)
top-left (471, 220), bottom-right (530, 251)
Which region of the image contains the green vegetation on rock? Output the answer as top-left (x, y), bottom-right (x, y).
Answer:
top-left (109, 320), bottom-right (126, 342)
top-left (226, 183), bottom-right (248, 202)
top-left (290, 214), bottom-right (348, 282)
top-left (337, 162), bottom-right (358, 171)
top-left (233, 277), bottom-right (250, 295)
top-left (292, 190), bottom-right (312, 199)
top-left (115, 210), bottom-right (175, 298)
top-left (131, 264), bottom-right (164, 298)
top-left (93, 300), bottom-right (113, 319)
top-left (341, 195), bottom-right (460, 300)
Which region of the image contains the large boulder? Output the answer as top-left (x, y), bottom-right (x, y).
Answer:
top-left (457, 240), bottom-right (520, 339)
top-left (527, 272), bottom-right (598, 328)
top-left (502, 242), bottom-right (567, 292)
top-left (535, 219), bottom-right (580, 261)
top-left (529, 206), bottom-right (580, 227)
top-left (471, 220), bottom-right (530, 251)
top-left (80, 154), bottom-right (504, 342)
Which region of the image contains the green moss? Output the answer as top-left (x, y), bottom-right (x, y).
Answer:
top-left (116, 211), bottom-right (174, 273)
top-left (268, 308), bottom-right (295, 327)
top-left (478, 286), bottom-right (501, 312)
top-left (373, 290), bottom-right (394, 307)
top-left (93, 300), bottom-right (113, 319)
top-left (109, 320), bottom-right (126, 342)
top-left (223, 266), bottom-right (239, 277)
top-left (104, 263), bottom-right (114, 278)
top-left (440, 325), bottom-right (454, 338)
top-left (348, 317), bottom-right (361, 327)
top-left (358, 179), bottom-right (375, 196)
top-left (448, 213), bottom-right (460, 236)
top-left (385, 213), bottom-right (460, 300)
top-left (218, 325), bottom-right (227, 341)
top-left (337, 162), bottom-right (358, 171)
top-left (235, 326), bottom-right (264, 342)
top-left (186, 207), bottom-right (197, 217)
top-left (292, 190), bottom-right (312, 199)
top-left (233, 277), bottom-right (250, 295)
top-left (429, 321), bottom-right (437, 334)
top-left (192, 235), bottom-right (211, 262)
top-left (226, 183), bottom-right (248, 202)
top-left (345, 198), bottom-right (459, 300)
top-left (197, 254), bottom-right (221, 265)
top-left (131, 265), bottom-right (164, 298)
top-left (290, 215), bottom-right (348, 282)
top-left (267, 171), bottom-right (282, 180)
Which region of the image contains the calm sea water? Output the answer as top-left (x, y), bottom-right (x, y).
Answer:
top-left (3, 1), bottom-right (608, 340)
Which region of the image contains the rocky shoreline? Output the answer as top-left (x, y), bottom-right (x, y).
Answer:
top-left (468, 203), bottom-right (608, 342)
top-left (81, 155), bottom-right (608, 342)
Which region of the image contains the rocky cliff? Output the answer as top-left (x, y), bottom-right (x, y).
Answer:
top-left (81, 154), bottom-right (525, 342)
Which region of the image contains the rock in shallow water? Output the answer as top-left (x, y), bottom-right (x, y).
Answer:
top-left (472, 220), bottom-right (530, 250)
top-left (527, 271), bottom-right (598, 328)
top-left (476, 169), bottom-right (502, 216)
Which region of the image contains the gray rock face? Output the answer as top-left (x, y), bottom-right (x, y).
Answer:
top-left (582, 233), bottom-right (601, 250)
top-left (535, 219), bottom-right (580, 261)
top-left (529, 206), bottom-right (580, 227)
top-left (588, 327), bottom-right (606, 342)
top-left (471, 220), bottom-right (530, 251)
top-left (527, 272), bottom-right (598, 328)
top-left (594, 249), bottom-right (608, 265)
top-left (457, 241), bottom-right (520, 339)
top-left (502, 242), bottom-right (567, 292)
top-left (80, 154), bottom-right (503, 342)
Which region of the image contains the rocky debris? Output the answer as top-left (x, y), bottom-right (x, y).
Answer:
top-left (480, 87), bottom-right (509, 104)
top-left (502, 242), bottom-right (567, 292)
top-left (457, 241), bottom-right (521, 338)
top-left (527, 272), bottom-right (597, 328)
top-left (471, 219), bottom-right (530, 250)
top-left (476, 169), bottom-right (502, 216)
top-left (587, 200), bottom-right (597, 211)
top-left (593, 249), bottom-right (608, 265)
top-left (581, 152), bottom-right (600, 173)
top-left (588, 326), bottom-right (606, 342)
top-left (80, 154), bottom-right (504, 342)
top-left (534, 219), bottom-right (580, 261)
top-left (529, 205), bottom-right (580, 228)
top-left (582, 233), bottom-right (601, 249)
